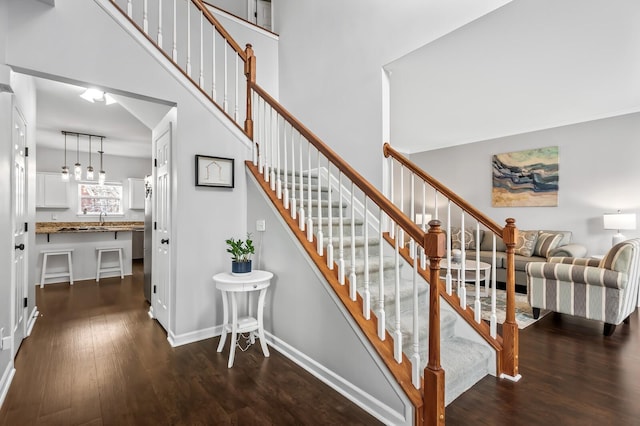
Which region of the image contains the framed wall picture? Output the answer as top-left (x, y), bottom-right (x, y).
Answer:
top-left (195, 155), bottom-right (234, 188)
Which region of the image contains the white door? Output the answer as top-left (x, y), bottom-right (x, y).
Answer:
top-left (256, 0), bottom-right (272, 31)
top-left (151, 116), bottom-right (173, 331)
top-left (12, 106), bottom-right (28, 359)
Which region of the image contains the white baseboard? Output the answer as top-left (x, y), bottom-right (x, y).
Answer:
top-left (265, 332), bottom-right (408, 426)
top-left (167, 325), bottom-right (224, 347)
top-left (0, 361), bottom-right (16, 410)
top-left (26, 306), bottom-right (39, 336)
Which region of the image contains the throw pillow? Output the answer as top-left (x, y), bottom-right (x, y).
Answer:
top-left (450, 227), bottom-right (484, 250)
top-left (534, 232), bottom-right (562, 258)
top-left (514, 230), bottom-right (538, 257)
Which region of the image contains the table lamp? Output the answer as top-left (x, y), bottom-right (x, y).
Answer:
top-left (603, 211), bottom-right (636, 246)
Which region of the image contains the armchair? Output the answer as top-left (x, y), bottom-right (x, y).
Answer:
top-left (526, 238), bottom-right (640, 336)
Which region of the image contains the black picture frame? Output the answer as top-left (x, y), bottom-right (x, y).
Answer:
top-left (195, 155), bottom-right (234, 188)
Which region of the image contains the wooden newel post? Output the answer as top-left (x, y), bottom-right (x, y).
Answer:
top-left (423, 220), bottom-right (446, 426)
top-left (244, 43), bottom-right (256, 140)
top-left (501, 218), bottom-right (520, 380)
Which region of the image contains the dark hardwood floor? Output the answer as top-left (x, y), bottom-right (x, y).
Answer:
top-left (0, 261), bottom-right (380, 425)
top-left (447, 309), bottom-right (640, 425)
top-left (2, 261), bottom-right (640, 425)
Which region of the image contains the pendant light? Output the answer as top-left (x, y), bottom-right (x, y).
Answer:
top-left (61, 132), bottom-right (70, 181)
top-left (86, 135), bottom-right (94, 180)
top-left (73, 133), bottom-right (82, 180)
top-left (98, 136), bottom-right (106, 185)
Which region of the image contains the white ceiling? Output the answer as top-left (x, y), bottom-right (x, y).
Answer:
top-left (34, 77), bottom-right (171, 158)
top-left (386, 0), bottom-right (640, 153)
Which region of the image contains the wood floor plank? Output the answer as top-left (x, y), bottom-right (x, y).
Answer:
top-left (0, 260), bottom-right (379, 425)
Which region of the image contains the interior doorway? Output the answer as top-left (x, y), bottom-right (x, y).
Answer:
top-left (248, 0), bottom-right (272, 31)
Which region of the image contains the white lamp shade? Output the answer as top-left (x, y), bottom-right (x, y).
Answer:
top-left (603, 213), bottom-right (636, 231)
top-left (415, 213), bottom-right (432, 227)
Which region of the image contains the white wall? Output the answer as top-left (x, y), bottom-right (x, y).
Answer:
top-left (246, 172), bottom-right (412, 425)
top-left (35, 146), bottom-right (151, 223)
top-left (205, 0), bottom-right (247, 20)
top-left (6, 0), bottom-right (252, 339)
top-left (408, 112), bottom-right (640, 256)
top-left (272, 0), bottom-right (511, 188)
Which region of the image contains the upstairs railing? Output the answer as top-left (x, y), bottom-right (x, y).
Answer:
top-left (383, 143), bottom-right (520, 381)
top-left (110, 0), bottom-right (255, 136)
top-left (107, 1), bottom-right (519, 424)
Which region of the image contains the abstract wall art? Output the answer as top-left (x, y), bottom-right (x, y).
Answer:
top-left (492, 146), bottom-right (558, 207)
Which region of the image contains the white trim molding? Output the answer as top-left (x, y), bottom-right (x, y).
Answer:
top-left (26, 306), bottom-right (39, 337)
top-left (0, 361), bottom-right (16, 410)
top-left (167, 325), bottom-right (223, 347)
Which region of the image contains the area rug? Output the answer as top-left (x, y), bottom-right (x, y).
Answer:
top-left (465, 288), bottom-right (549, 329)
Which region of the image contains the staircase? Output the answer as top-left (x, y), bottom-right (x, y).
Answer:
top-left (104, 1), bottom-right (521, 423)
top-left (287, 170), bottom-right (492, 405)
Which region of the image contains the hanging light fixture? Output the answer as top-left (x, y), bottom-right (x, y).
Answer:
top-left (98, 136), bottom-right (106, 185)
top-left (61, 132), bottom-right (70, 181)
top-left (86, 135), bottom-right (94, 180)
top-left (73, 133), bottom-right (82, 180)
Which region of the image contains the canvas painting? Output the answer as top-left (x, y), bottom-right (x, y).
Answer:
top-left (492, 146), bottom-right (558, 207)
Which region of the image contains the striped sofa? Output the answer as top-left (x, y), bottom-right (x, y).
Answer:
top-left (526, 238), bottom-right (640, 336)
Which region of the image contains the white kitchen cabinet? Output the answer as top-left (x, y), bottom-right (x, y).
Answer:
top-left (36, 172), bottom-right (69, 208)
top-left (128, 178), bottom-right (145, 210)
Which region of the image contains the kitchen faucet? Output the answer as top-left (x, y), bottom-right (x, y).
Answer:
top-left (99, 211), bottom-right (107, 225)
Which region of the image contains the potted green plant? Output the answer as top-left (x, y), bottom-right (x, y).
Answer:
top-left (226, 233), bottom-right (255, 275)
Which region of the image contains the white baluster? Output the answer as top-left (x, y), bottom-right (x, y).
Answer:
top-left (127, 0), bottom-right (132, 17)
top-left (316, 152), bottom-right (324, 255)
top-left (198, 9), bottom-right (204, 87)
top-left (434, 189), bottom-right (439, 220)
top-left (349, 182), bottom-right (357, 301)
top-left (275, 113), bottom-right (281, 197)
top-left (362, 197), bottom-right (370, 319)
top-left (338, 172), bottom-right (345, 284)
top-left (270, 108), bottom-right (276, 191)
top-left (393, 224), bottom-right (403, 363)
top-left (298, 135), bottom-right (305, 231)
top-left (474, 222), bottom-right (482, 323)
top-left (378, 209), bottom-right (386, 340)
top-left (420, 181), bottom-right (427, 270)
top-left (306, 146), bottom-right (313, 242)
top-left (283, 120), bottom-right (289, 210)
top-left (398, 164), bottom-right (404, 245)
top-left (252, 92), bottom-right (258, 167)
top-left (234, 54), bottom-right (239, 121)
top-left (411, 242), bottom-right (420, 388)
top-left (389, 159), bottom-right (394, 240)
top-left (143, 0), bottom-right (149, 33)
top-left (490, 234), bottom-right (497, 338)
top-left (459, 213), bottom-right (466, 308)
top-left (263, 102), bottom-right (269, 182)
top-left (445, 201), bottom-right (453, 295)
top-left (172, 0), bottom-right (177, 61)
top-left (409, 172), bottom-right (415, 256)
top-left (223, 43), bottom-right (228, 113)
top-left (211, 26), bottom-right (216, 100)
top-left (186, 0), bottom-right (192, 76)
top-left (157, 0), bottom-right (163, 48)
top-left (290, 128), bottom-right (297, 220)
top-left (257, 98), bottom-right (264, 174)
top-left (326, 160), bottom-right (333, 269)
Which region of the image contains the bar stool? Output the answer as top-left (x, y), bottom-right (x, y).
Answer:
top-left (95, 247), bottom-right (124, 282)
top-left (40, 249), bottom-right (74, 288)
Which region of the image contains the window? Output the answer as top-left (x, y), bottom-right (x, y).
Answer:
top-left (78, 182), bottom-right (123, 215)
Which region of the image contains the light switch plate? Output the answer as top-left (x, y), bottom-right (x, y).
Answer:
top-left (256, 219), bottom-right (266, 232)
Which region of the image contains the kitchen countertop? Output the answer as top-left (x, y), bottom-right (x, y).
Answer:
top-left (36, 221), bottom-right (144, 234)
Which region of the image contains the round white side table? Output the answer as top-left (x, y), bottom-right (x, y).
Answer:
top-left (213, 270), bottom-right (273, 368)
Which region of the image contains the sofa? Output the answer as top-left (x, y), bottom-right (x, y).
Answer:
top-left (526, 238), bottom-right (640, 335)
top-left (451, 228), bottom-right (587, 288)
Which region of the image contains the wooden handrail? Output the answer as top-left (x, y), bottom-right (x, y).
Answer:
top-left (193, 0), bottom-right (247, 60)
top-left (383, 143), bottom-right (503, 237)
top-left (250, 82), bottom-right (428, 249)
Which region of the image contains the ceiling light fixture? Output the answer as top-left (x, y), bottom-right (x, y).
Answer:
top-left (61, 132), bottom-right (69, 181)
top-left (80, 88), bottom-right (117, 105)
top-left (86, 135), bottom-right (94, 180)
top-left (73, 133), bottom-right (82, 180)
top-left (98, 136), bottom-right (106, 185)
